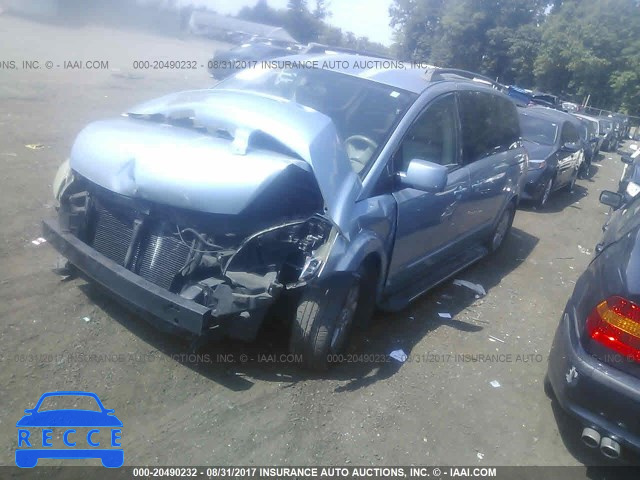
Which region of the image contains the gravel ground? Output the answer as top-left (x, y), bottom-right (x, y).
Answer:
top-left (0, 14), bottom-right (636, 477)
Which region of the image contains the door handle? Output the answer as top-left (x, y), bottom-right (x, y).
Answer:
top-left (453, 185), bottom-right (468, 198)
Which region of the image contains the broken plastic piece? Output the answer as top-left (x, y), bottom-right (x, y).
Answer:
top-left (438, 312), bottom-right (452, 319)
top-left (453, 279), bottom-right (486, 297)
top-left (389, 349), bottom-right (407, 363)
top-left (31, 237), bottom-right (47, 246)
top-left (83, 316), bottom-right (91, 322)
top-left (490, 380), bottom-right (501, 388)
top-left (25, 144), bottom-right (45, 150)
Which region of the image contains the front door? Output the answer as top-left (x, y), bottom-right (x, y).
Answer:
top-left (386, 93), bottom-right (470, 294)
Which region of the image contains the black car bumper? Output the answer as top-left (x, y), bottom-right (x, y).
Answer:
top-left (547, 303), bottom-right (640, 454)
top-left (521, 168), bottom-right (548, 201)
top-left (42, 218), bottom-right (258, 338)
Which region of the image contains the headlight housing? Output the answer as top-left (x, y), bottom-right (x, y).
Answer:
top-left (52, 159), bottom-right (74, 202)
top-left (626, 181), bottom-right (640, 198)
top-left (528, 159), bottom-right (546, 170)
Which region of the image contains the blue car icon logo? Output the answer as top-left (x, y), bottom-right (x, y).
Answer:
top-left (16, 391), bottom-right (123, 468)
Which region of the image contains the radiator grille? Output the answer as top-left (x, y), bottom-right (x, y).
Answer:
top-left (90, 202), bottom-right (191, 291)
top-left (92, 204), bottom-right (134, 266)
top-left (137, 231), bottom-right (192, 290)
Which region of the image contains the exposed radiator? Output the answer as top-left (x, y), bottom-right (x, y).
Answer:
top-left (90, 202), bottom-right (191, 291)
top-left (92, 204), bottom-right (134, 267)
top-left (137, 230), bottom-right (192, 290)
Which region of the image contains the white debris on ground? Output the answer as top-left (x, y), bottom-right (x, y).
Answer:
top-left (30, 237), bottom-right (46, 246)
top-left (453, 279), bottom-right (487, 297)
top-left (577, 244), bottom-right (592, 255)
top-left (389, 349), bottom-right (407, 363)
top-left (24, 143), bottom-right (45, 150)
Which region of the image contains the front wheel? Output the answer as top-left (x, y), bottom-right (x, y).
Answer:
top-left (489, 202), bottom-right (515, 253)
top-left (564, 169), bottom-right (578, 193)
top-left (289, 264), bottom-right (376, 371)
top-left (537, 178), bottom-right (553, 208)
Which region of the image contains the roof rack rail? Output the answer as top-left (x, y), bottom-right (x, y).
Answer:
top-left (424, 67), bottom-right (505, 91)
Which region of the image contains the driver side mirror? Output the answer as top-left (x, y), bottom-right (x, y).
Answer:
top-left (621, 154), bottom-right (634, 165)
top-left (599, 190), bottom-right (624, 210)
top-left (399, 159), bottom-right (447, 192)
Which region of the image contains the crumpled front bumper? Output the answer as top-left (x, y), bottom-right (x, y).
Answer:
top-left (520, 168), bottom-right (548, 201)
top-left (42, 217), bottom-right (263, 338)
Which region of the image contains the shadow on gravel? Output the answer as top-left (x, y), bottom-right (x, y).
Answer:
top-left (581, 164), bottom-right (600, 182)
top-left (78, 226), bottom-right (539, 391)
top-left (519, 183), bottom-right (589, 214)
top-left (330, 226), bottom-right (538, 391)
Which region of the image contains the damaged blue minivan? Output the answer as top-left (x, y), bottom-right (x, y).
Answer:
top-left (43, 55), bottom-right (527, 369)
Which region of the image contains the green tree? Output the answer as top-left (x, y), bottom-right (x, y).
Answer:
top-left (389, 0), bottom-right (446, 60)
top-left (390, 0), bottom-right (546, 85)
top-left (534, 0), bottom-right (640, 112)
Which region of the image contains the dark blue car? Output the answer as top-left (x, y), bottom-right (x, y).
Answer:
top-left (16, 391), bottom-right (123, 468)
top-left (546, 190), bottom-right (640, 460)
top-left (518, 106), bottom-right (583, 207)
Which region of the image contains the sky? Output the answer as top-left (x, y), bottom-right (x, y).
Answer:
top-left (177, 0), bottom-right (395, 45)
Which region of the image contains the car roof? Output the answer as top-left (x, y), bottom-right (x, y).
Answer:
top-left (275, 53), bottom-right (503, 94)
top-left (524, 106), bottom-right (581, 125)
top-left (574, 113), bottom-right (599, 122)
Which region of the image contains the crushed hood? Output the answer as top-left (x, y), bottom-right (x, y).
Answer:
top-left (69, 89), bottom-right (360, 232)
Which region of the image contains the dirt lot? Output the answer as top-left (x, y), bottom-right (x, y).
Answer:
top-left (0, 14), bottom-right (634, 475)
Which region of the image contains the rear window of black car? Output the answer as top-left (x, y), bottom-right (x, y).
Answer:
top-left (519, 113), bottom-right (558, 145)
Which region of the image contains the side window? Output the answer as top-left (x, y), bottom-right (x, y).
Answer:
top-left (497, 97), bottom-right (521, 147)
top-left (395, 94), bottom-right (458, 172)
top-left (458, 91), bottom-right (518, 164)
top-left (561, 122), bottom-right (579, 143)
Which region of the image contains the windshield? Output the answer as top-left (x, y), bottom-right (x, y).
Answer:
top-left (519, 114), bottom-right (558, 145)
top-left (217, 66), bottom-right (417, 175)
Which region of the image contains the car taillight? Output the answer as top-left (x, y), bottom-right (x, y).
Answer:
top-left (585, 296), bottom-right (640, 362)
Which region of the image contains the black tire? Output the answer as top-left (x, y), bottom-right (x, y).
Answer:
top-left (289, 263), bottom-right (377, 371)
top-left (537, 177), bottom-right (553, 208)
top-left (564, 169), bottom-right (578, 193)
top-left (489, 202), bottom-right (515, 253)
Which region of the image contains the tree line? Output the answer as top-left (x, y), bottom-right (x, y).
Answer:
top-left (391, 0), bottom-right (640, 114)
top-left (239, 0), bottom-right (639, 114)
